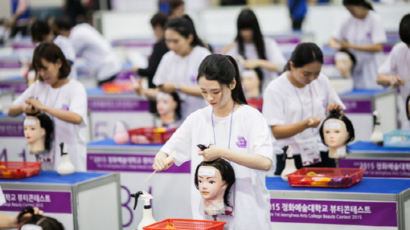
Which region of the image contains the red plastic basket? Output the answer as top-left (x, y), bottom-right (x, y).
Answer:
top-left (143, 219), bottom-right (226, 230)
top-left (0, 161), bottom-right (42, 179)
top-left (287, 168), bottom-right (365, 188)
top-left (128, 127), bottom-right (176, 145)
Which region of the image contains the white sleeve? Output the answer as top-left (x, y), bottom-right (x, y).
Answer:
top-left (371, 16), bottom-right (387, 44)
top-left (322, 74), bottom-right (345, 109)
top-left (226, 45), bottom-right (237, 57)
top-left (69, 83), bottom-right (88, 126)
top-left (378, 51), bottom-right (395, 75)
top-left (160, 113), bottom-right (194, 166)
top-left (12, 82), bottom-right (36, 105)
top-left (262, 86), bottom-right (286, 126)
top-left (55, 37), bottom-right (76, 62)
top-left (266, 39), bottom-right (286, 72)
top-left (249, 112), bottom-right (274, 161)
top-left (152, 52), bottom-right (171, 86)
top-left (0, 185), bottom-right (5, 206)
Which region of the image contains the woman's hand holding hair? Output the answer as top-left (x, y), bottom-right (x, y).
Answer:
top-left (22, 103), bottom-right (39, 114)
top-left (327, 103), bottom-right (344, 114)
top-left (25, 98), bottom-right (45, 112)
top-left (152, 151), bottom-right (174, 171)
top-left (198, 145), bottom-right (225, 162)
top-left (14, 206), bottom-right (43, 227)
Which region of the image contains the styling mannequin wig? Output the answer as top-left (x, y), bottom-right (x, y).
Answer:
top-left (319, 109), bottom-right (355, 146)
top-left (194, 158), bottom-right (235, 207)
top-left (25, 113), bottom-right (54, 151)
top-left (18, 206), bottom-right (64, 230)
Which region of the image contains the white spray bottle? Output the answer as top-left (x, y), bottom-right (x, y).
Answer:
top-left (370, 111), bottom-right (383, 145)
top-left (281, 146), bottom-right (297, 181)
top-left (57, 142), bottom-right (75, 175)
top-left (132, 191), bottom-right (156, 230)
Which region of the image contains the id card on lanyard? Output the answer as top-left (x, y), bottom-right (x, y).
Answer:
top-left (295, 138), bottom-right (321, 166)
top-left (293, 85), bottom-right (321, 166)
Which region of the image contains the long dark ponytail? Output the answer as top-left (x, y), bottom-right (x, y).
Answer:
top-left (197, 54), bottom-right (247, 105)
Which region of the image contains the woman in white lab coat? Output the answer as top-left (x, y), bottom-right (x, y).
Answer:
top-left (153, 54), bottom-right (275, 230)
top-left (263, 43), bottom-right (344, 174)
top-left (329, 0), bottom-right (386, 89)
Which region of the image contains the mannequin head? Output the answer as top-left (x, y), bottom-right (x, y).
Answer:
top-left (156, 92), bottom-right (181, 124)
top-left (18, 206), bottom-right (64, 230)
top-left (194, 158), bottom-right (235, 207)
top-left (24, 113), bottom-right (54, 153)
top-left (319, 110), bottom-right (355, 158)
top-left (335, 49), bottom-right (356, 78)
top-left (241, 68), bottom-right (262, 99)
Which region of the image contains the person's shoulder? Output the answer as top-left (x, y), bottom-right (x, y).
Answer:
top-left (193, 46), bottom-right (211, 56)
top-left (237, 105), bottom-right (266, 122)
top-left (265, 72), bottom-right (288, 92)
top-left (159, 50), bottom-right (177, 62)
top-left (264, 37), bottom-right (279, 46)
top-left (368, 11), bottom-right (382, 21)
top-left (392, 42), bottom-right (408, 53)
top-left (66, 79), bottom-right (86, 90)
top-left (221, 42), bottom-right (237, 54)
top-left (315, 72), bottom-right (331, 85)
top-left (185, 105), bottom-right (211, 122)
top-left (54, 35), bottom-right (70, 43)
top-left (31, 80), bottom-right (48, 89)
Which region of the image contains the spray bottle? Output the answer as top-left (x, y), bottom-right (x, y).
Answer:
top-left (57, 142), bottom-right (75, 175)
top-left (281, 146), bottom-right (297, 181)
top-left (131, 191), bottom-right (156, 230)
top-left (370, 111), bottom-right (383, 146)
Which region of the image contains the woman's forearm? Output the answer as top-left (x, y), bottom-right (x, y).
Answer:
top-left (42, 106), bottom-right (83, 124)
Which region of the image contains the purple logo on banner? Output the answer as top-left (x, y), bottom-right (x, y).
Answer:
top-left (0, 122), bottom-right (24, 137)
top-left (88, 98), bottom-right (149, 112)
top-left (87, 153), bottom-right (190, 173)
top-left (339, 158), bottom-right (410, 178)
top-left (342, 100), bottom-right (372, 113)
top-left (0, 190), bottom-right (72, 213)
top-left (270, 199), bottom-right (397, 226)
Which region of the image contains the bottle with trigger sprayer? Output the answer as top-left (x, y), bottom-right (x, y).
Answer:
top-left (56, 142), bottom-right (75, 175)
top-left (131, 191), bottom-right (156, 230)
top-left (281, 146), bottom-right (297, 181)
